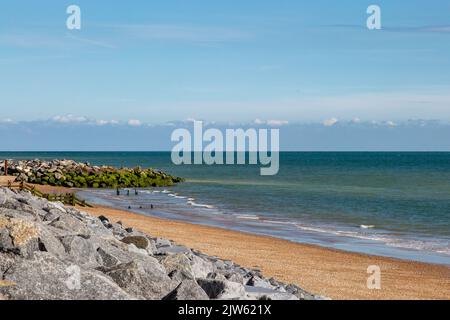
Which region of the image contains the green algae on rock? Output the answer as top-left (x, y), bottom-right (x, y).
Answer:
top-left (2, 159), bottom-right (183, 188)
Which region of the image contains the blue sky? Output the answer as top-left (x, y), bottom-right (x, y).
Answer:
top-left (1, 1), bottom-right (450, 151)
top-left (1, 0), bottom-right (450, 125)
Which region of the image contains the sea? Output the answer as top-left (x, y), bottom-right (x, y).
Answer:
top-left (1, 151), bottom-right (449, 265)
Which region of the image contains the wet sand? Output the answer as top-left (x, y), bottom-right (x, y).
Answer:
top-left (81, 205), bottom-right (450, 300)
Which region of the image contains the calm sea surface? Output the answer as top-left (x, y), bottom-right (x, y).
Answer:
top-left (1, 152), bottom-right (449, 264)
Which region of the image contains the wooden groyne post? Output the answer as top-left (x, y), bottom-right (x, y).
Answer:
top-left (5, 180), bottom-right (92, 207)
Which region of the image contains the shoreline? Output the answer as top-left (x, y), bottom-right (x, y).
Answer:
top-left (81, 204), bottom-right (450, 300)
top-left (77, 188), bottom-right (450, 266)
top-left (1, 179), bottom-right (448, 299)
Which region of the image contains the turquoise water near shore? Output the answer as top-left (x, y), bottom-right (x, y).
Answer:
top-left (1, 152), bottom-right (449, 264)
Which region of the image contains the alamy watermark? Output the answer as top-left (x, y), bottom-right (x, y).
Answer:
top-left (65, 265), bottom-right (81, 290)
top-left (65, 4), bottom-right (380, 32)
top-left (367, 265), bottom-right (381, 289)
top-left (171, 121), bottom-right (280, 176)
top-left (367, 5), bottom-right (381, 30)
top-left (66, 5), bottom-right (81, 30)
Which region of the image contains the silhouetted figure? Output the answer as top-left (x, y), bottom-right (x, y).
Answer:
top-left (128, 206), bottom-right (131, 209)
top-left (150, 204), bottom-right (154, 209)
top-left (116, 188), bottom-right (120, 196)
top-left (127, 190), bottom-right (130, 196)
top-left (135, 189), bottom-right (138, 195)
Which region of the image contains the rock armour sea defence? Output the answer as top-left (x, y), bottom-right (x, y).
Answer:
top-left (0, 187), bottom-right (323, 300)
top-left (0, 159), bottom-right (183, 188)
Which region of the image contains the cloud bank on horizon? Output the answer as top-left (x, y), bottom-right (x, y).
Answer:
top-left (1, 116), bottom-right (449, 151)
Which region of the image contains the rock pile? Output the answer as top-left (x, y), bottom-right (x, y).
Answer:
top-left (0, 187), bottom-right (323, 300)
top-left (0, 159), bottom-right (183, 188)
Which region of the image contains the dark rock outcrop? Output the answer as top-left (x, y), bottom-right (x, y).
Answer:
top-left (1, 159), bottom-right (183, 188)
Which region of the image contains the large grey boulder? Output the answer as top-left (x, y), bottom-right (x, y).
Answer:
top-left (160, 253), bottom-right (195, 281)
top-left (60, 235), bottom-right (99, 267)
top-left (49, 214), bottom-right (90, 237)
top-left (98, 260), bottom-right (175, 300)
top-left (121, 236), bottom-right (149, 250)
top-left (0, 216), bottom-right (40, 258)
top-left (285, 283), bottom-right (317, 300)
top-left (95, 238), bottom-right (158, 268)
top-left (0, 252), bottom-right (17, 275)
top-left (109, 223), bottom-right (128, 238)
top-left (157, 245), bottom-right (191, 255)
top-left (0, 227), bottom-right (14, 252)
top-left (0, 208), bottom-right (65, 261)
top-left (163, 280), bottom-right (209, 300)
top-left (85, 218), bottom-right (112, 238)
top-left (190, 254), bottom-right (215, 279)
top-left (127, 243), bottom-right (149, 256)
top-left (0, 201), bottom-right (37, 220)
top-left (246, 276), bottom-right (276, 290)
top-left (225, 272), bottom-right (244, 284)
top-left (37, 227), bottom-right (67, 259)
top-left (42, 209), bottom-right (62, 224)
top-left (121, 234), bottom-right (157, 255)
top-left (197, 278), bottom-right (246, 300)
top-left (0, 188), bottom-right (15, 205)
top-left (244, 286), bottom-right (299, 300)
top-left (206, 272), bottom-right (227, 281)
top-left (96, 247), bottom-right (120, 268)
top-left (0, 252), bottom-right (132, 300)
top-left (155, 238), bottom-right (171, 248)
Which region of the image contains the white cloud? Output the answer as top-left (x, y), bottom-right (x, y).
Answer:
top-left (95, 120), bottom-right (109, 126)
top-left (52, 114), bottom-right (87, 123)
top-left (178, 118), bottom-right (216, 126)
top-left (323, 118), bottom-right (339, 127)
top-left (370, 120), bottom-right (397, 127)
top-left (254, 119), bottom-right (288, 126)
top-left (127, 119), bottom-right (142, 126)
top-left (95, 119), bottom-right (119, 126)
top-left (386, 121), bottom-right (397, 127)
top-left (266, 119), bottom-right (289, 127)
